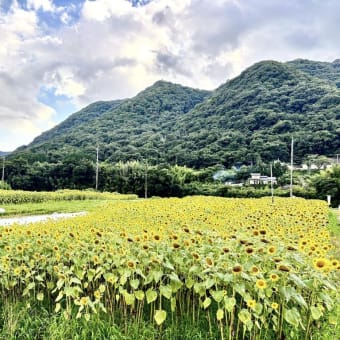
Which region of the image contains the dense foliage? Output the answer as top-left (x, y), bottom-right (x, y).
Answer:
top-left (310, 165), bottom-right (340, 207)
top-left (288, 59), bottom-right (340, 88)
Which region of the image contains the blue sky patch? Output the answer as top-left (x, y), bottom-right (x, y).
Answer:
top-left (38, 86), bottom-right (77, 122)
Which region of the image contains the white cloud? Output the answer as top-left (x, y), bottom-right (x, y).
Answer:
top-left (27, 0), bottom-right (55, 12)
top-left (1, 0), bottom-right (340, 150)
top-left (82, 0), bottom-right (135, 21)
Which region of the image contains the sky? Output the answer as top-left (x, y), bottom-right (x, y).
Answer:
top-left (0, 0), bottom-right (340, 151)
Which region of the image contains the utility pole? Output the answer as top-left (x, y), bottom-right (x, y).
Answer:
top-left (290, 137), bottom-right (294, 198)
top-left (144, 160), bottom-right (148, 199)
top-left (95, 147), bottom-right (99, 191)
top-left (1, 156), bottom-right (4, 183)
top-left (270, 162), bottom-right (274, 203)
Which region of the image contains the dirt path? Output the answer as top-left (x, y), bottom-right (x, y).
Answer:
top-left (0, 212), bottom-right (87, 226)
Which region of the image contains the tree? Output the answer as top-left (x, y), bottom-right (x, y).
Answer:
top-left (309, 165), bottom-right (340, 207)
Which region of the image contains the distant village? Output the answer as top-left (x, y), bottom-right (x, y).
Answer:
top-left (216, 157), bottom-right (338, 187)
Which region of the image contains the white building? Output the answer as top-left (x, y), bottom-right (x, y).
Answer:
top-left (248, 173), bottom-right (277, 185)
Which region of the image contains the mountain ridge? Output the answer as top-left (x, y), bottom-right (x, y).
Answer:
top-left (9, 59), bottom-right (340, 168)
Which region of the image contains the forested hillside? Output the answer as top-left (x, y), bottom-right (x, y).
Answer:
top-left (14, 81), bottom-right (211, 164)
top-left (287, 59), bottom-right (340, 87)
top-left (172, 60), bottom-right (340, 166)
top-left (4, 59), bottom-right (340, 191)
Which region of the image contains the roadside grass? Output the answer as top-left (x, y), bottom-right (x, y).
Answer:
top-left (0, 200), bottom-right (107, 217)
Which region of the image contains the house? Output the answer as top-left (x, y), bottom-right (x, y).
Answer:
top-left (248, 173), bottom-right (277, 185)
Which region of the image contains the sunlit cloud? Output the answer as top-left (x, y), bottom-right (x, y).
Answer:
top-left (0, 0), bottom-right (340, 150)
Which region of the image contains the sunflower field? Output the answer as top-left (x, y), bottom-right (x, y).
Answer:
top-left (0, 196), bottom-right (339, 339)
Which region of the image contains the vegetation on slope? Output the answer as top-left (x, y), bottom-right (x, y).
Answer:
top-left (3, 59), bottom-right (340, 192)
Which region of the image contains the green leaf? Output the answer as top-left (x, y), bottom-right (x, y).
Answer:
top-left (254, 302), bottom-right (263, 315)
top-left (55, 291), bottom-right (64, 302)
top-left (204, 278), bottom-right (215, 289)
top-left (189, 265), bottom-right (200, 274)
top-left (216, 308), bottom-right (224, 321)
top-left (185, 277), bottom-right (194, 289)
top-left (169, 272), bottom-right (182, 284)
top-left (130, 279), bottom-right (139, 290)
top-left (160, 285), bottom-right (172, 299)
top-left (70, 277), bottom-right (82, 285)
top-left (123, 291), bottom-right (135, 306)
top-left (27, 282), bottom-right (35, 290)
top-left (280, 286), bottom-right (295, 303)
top-left (163, 261), bottom-right (174, 271)
top-left (153, 271), bottom-right (163, 283)
top-left (289, 274), bottom-right (307, 289)
top-left (318, 292), bottom-right (334, 311)
top-left (203, 297), bottom-right (212, 309)
top-left (310, 306), bottom-right (323, 320)
top-left (284, 308), bottom-right (300, 327)
top-left (239, 309), bottom-right (251, 324)
top-left (193, 282), bottom-right (206, 297)
top-left (57, 279), bottom-right (65, 290)
top-left (224, 297), bottom-right (236, 312)
top-left (292, 293), bottom-right (307, 309)
top-left (37, 292), bottom-right (44, 301)
top-left (135, 290), bottom-right (145, 301)
top-left (234, 283), bottom-right (246, 297)
top-left (35, 275), bottom-right (44, 282)
top-left (154, 310), bottom-right (167, 325)
top-left (210, 290), bottom-right (224, 303)
top-left (120, 273), bottom-right (128, 286)
top-left (54, 303), bottom-right (61, 313)
top-left (87, 269), bottom-right (95, 282)
top-left (146, 289), bottom-right (158, 304)
top-left (104, 273), bottom-right (118, 284)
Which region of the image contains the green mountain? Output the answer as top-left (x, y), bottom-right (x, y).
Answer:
top-left (9, 60), bottom-right (340, 170)
top-left (172, 60), bottom-right (340, 166)
top-left (15, 81), bottom-right (211, 163)
top-left (30, 100), bottom-right (123, 146)
top-left (287, 59), bottom-right (340, 88)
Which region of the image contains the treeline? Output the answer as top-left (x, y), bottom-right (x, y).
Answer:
top-left (3, 157), bottom-right (339, 206)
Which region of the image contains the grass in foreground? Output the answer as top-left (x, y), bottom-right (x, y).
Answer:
top-left (0, 300), bottom-right (217, 340)
top-left (0, 299), bottom-right (338, 340)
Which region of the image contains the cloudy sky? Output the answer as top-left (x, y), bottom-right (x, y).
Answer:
top-left (1, 0), bottom-right (340, 151)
